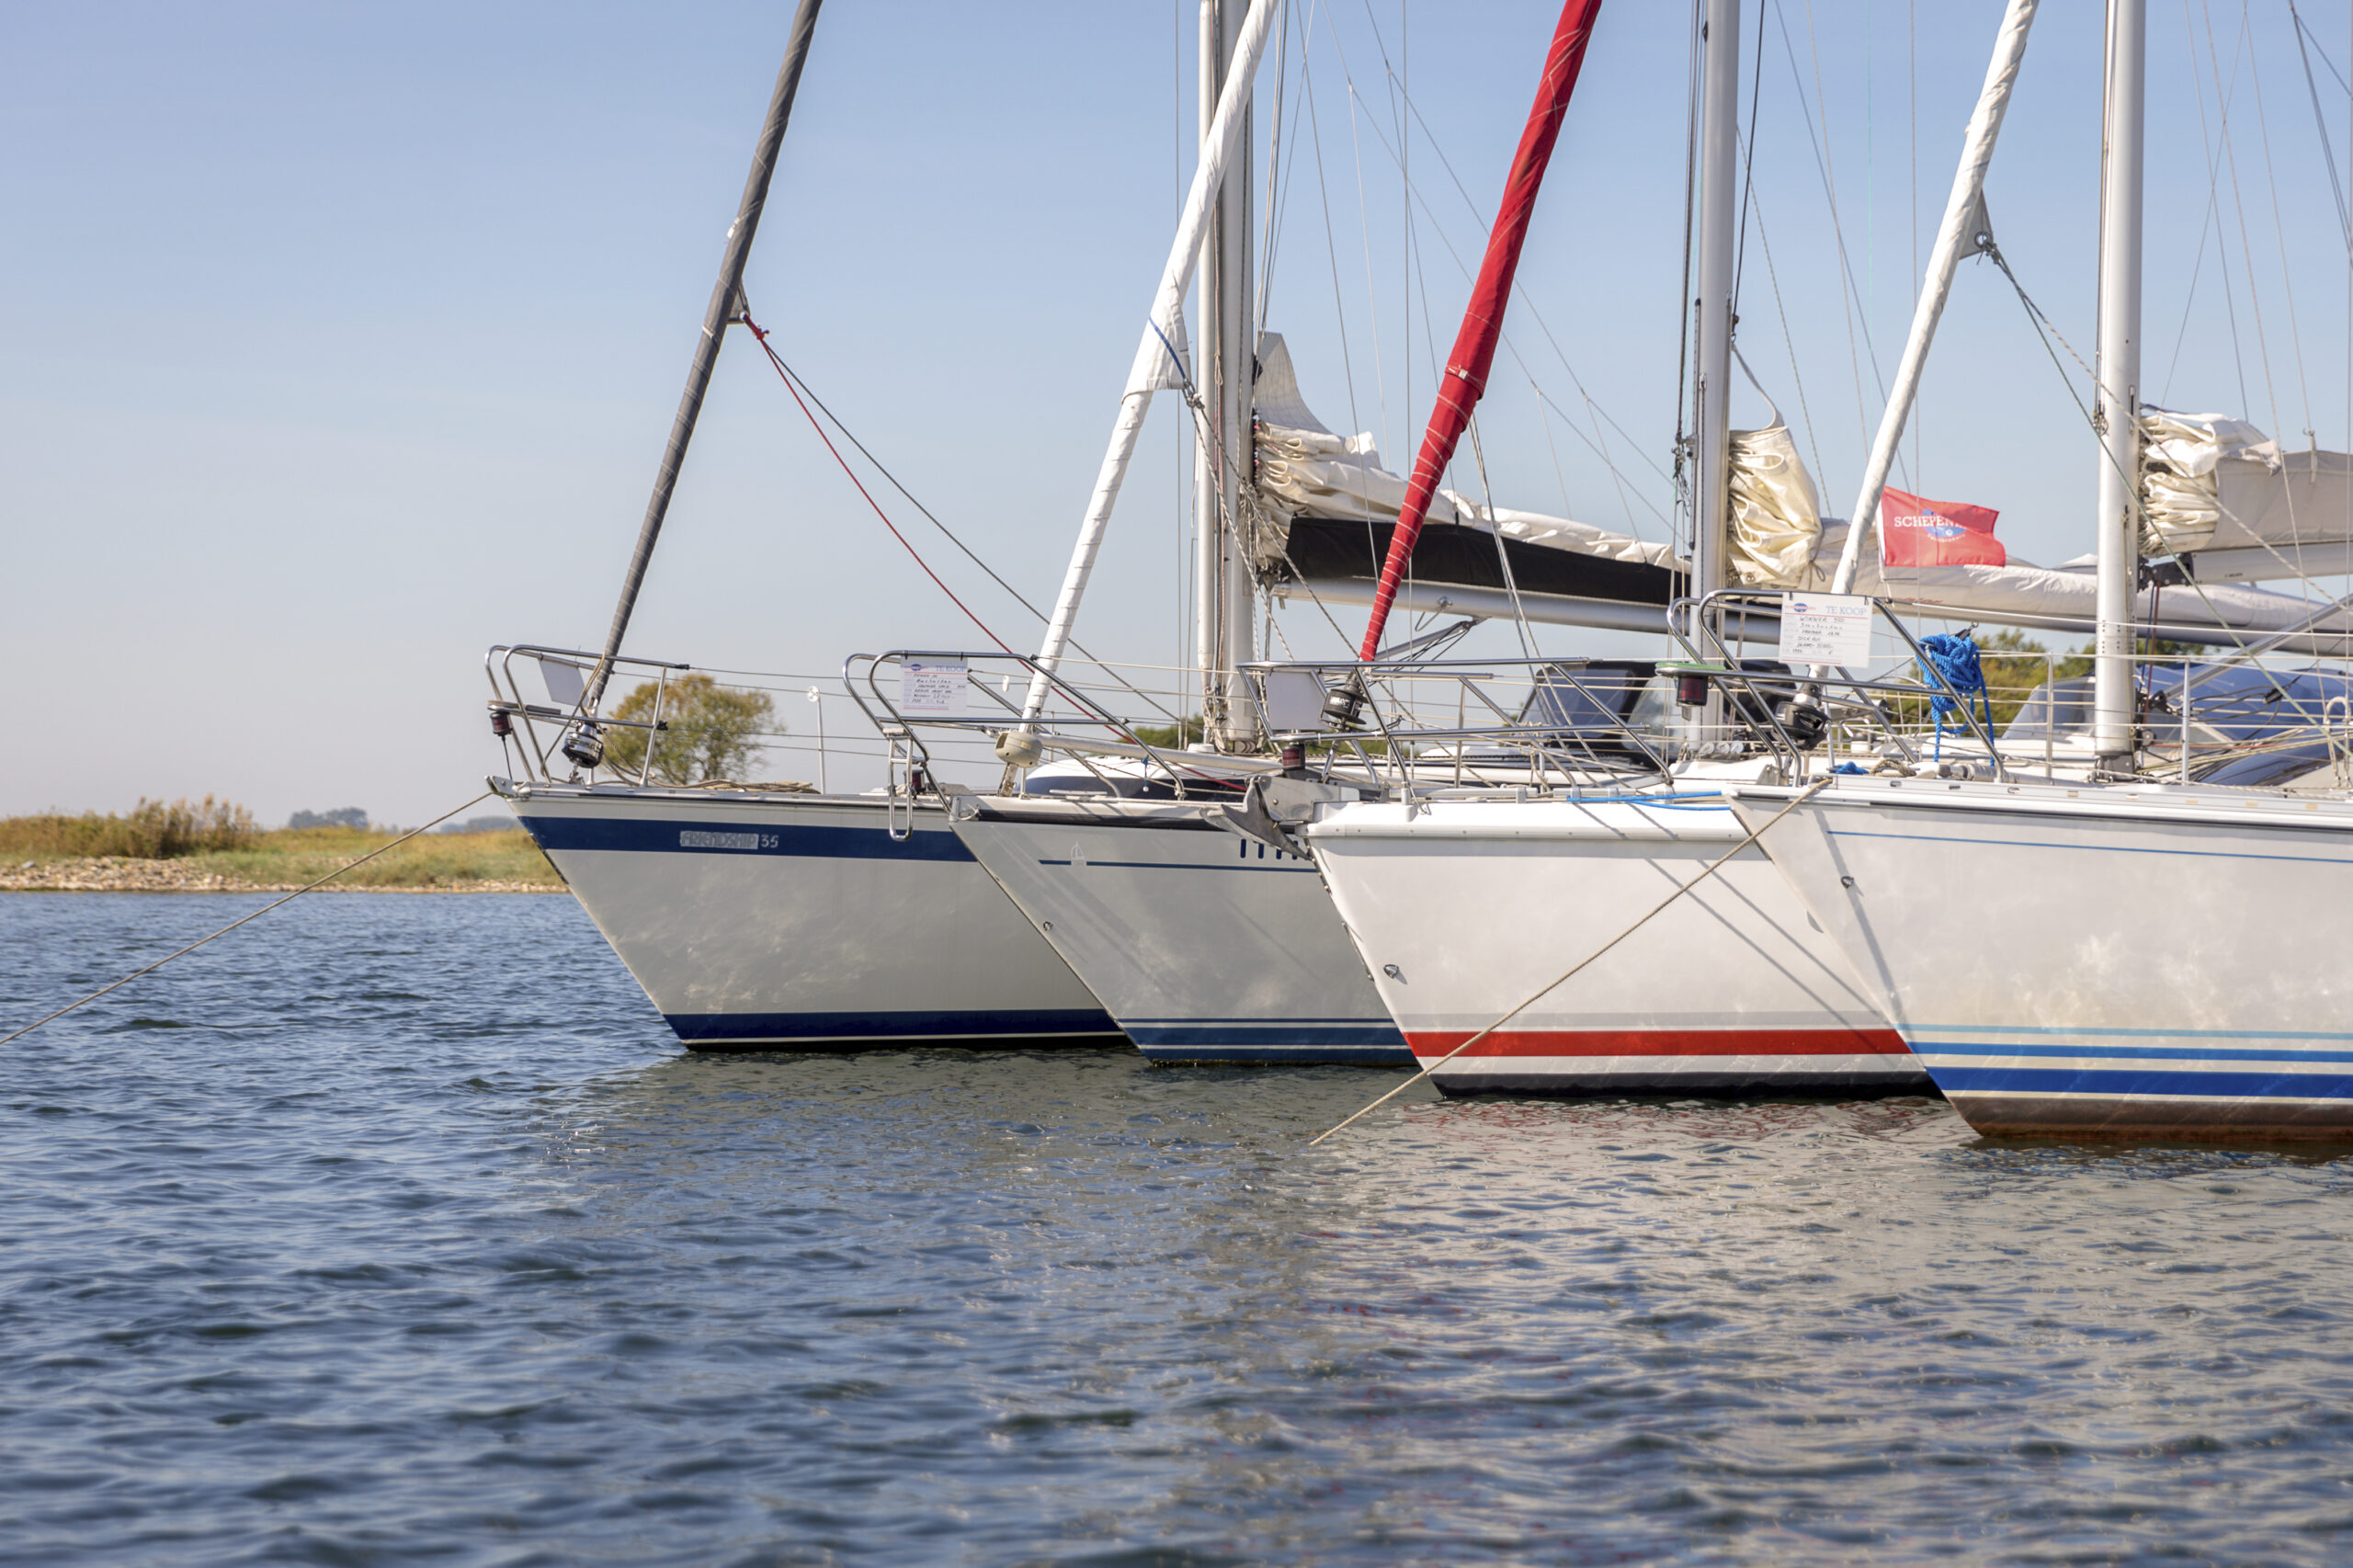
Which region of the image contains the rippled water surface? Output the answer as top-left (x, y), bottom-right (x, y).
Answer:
top-left (6, 893), bottom-right (2353, 1565)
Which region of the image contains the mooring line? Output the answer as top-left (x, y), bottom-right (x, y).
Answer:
top-left (1, 790), bottom-right (497, 1048)
top-left (1306, 779), bottom-right (1831, 1148)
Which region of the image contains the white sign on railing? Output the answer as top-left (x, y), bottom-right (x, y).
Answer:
top-left (1777, 594), bottom-right (1874, 667)
top-left (900, 658), bottom-right (969, 716)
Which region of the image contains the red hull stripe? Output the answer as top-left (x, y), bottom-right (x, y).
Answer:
top-left (1407, 1027), bottom-right (1912, 1060)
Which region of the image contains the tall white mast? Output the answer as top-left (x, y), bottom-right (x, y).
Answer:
top-left (1020, 0), bottom-right (1279, 725)
top-left (1690, 0), bottom-right (1741, 722)
top-left (1830, 0), bottom-right (2040, 594)
top-left (2094, 0), bottom-right (2145, 765)
top-left (1194, 1), bottom-right (1220, 741)
top-left (1214, 1), bottom-right (1259, 753)
top-left (1195, 1), bottom-right (1257, 752)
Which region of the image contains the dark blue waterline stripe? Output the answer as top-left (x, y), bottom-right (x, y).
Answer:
top-left (1829, 826), bottom-right (2353, 868)
top-left (1034, 859), bottom-right (1318, 873)
top-left (1929, 1066), bottom-right (2353, 1099)
top-left (666, 1008), bottom-right (1120, 1042)
top-left (1127, 1016), bottom-right (1391, 1026)
top-left (1915, 1040), bottom-right (2353, 1064)
top-left (1125, 1022), bottom-right (1406, 1048)
top-left (1915, 1022), bottom-right (2353, 1041)
top-left (522, 815), bottom-right (975, 862)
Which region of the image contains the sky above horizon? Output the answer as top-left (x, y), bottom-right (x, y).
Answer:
top-left (6, 1), bottom-right (2350, 824)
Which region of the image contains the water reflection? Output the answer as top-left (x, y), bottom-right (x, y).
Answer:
top-left (8, 894), bottom-right (2353, 1564)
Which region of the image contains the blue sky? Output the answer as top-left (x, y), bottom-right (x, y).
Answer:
top-left (6, 2), bottom-right (2348, 823)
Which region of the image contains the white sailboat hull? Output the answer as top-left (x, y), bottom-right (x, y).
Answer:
top-left (1306, 797), bottom-right (1922, 1094)
top-left (499, 783), bottom-right (1120, 1048)
top-left (949, 797), bottom-right (1410, 1064)
top-left (1733, 778), bottom-right (2353, 1140)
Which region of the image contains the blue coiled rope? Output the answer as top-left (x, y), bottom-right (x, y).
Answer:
top-left (1916, 633), bottom-right (1993, 760)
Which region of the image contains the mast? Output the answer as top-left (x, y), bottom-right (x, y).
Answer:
top-left (2093, 0), bottom-right (2146, 765)
top-left (586, 0), bottom-right (827, 710)
top-left (1351, 0), bottom-right (1608, 660)
top-left (1020, 0), bottom-right (1280, 725)
top-left (1830, 0), bottom-right (2040, 594)
top-left (1689, 0), bottom-right (1741, 715)
top-left (1197, 1), bottom-right (1256, 751)
top-left (1214, 2), bottom-right (1258, 752)
top-left (1194, 2), bottom-right (1219, 741)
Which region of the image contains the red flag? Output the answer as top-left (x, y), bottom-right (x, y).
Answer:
top-left (1879, 487), bottom-right (2005, 569)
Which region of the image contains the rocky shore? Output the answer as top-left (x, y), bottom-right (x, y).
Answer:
top-left (1, 858), bottom-right (563, 894)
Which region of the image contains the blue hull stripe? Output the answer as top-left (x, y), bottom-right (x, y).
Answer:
top-left (1035, 859), bottom-right (1317, 874)
top-left (1931, 1066), bottom-right (2353, 1100)
top-left (1915, 1040), bottom-right (2353, 1064)
top-left (520, 815), bottom-right (974, 862)
top-left (1124, 1021), bottom-right (1407, 1048)
top-left (666, 1007), bottom-right (1120, 1043)
top-left (1915, 1023), bottom-right (2353, 1041)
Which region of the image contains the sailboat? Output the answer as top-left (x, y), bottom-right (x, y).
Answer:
top-left (486, 2), bottom-right (1118, 1051)
top-left (949, 0), bottom-right (2347, 1084)
top-left (1729, 0), bottom-right (2353, 1141)
top-left (942, 0), bottom-right (1659, 1067)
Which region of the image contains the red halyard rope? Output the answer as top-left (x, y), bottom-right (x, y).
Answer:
top-left (742, 313), bottom-right (1017, 656)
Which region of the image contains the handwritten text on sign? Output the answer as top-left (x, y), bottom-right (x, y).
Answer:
top-left (1777, 594), bottom-right (1874, 666)
top-left (899, 659), bottom-right (970, 715)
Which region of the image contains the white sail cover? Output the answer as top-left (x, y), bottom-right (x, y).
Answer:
top-left (1725, 422), bottom-right (1824, 587)
top-left (2141, 407), bottom-right (2353, 580)
top-left (1247, 334), bottom-right (1677, 572)
top-left (1250, 335), bottom-right (2353, 647)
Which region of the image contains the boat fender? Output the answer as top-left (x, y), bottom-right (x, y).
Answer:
top-left (993, 729), bottom-right (1046, 767)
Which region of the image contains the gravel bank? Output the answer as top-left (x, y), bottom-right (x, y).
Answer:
top-left (1, 858), bottom-right (564, 893)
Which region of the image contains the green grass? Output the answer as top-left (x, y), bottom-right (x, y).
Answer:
top-left (2, 821), bottom-right (562, 889)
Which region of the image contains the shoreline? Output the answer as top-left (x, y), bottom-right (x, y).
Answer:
top-left (1, 858), bottom-right (565, 895)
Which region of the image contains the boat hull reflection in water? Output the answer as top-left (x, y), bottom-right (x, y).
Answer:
top-left (1737, 778), bottom-right (2353, 1140)
top-left (500, 782), bottom-right (1120, 1048)
top-left (1309, 795), bottom-right (1922, 1094)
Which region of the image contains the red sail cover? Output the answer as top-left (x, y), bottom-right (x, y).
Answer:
top-left (1879, 487), bottom-right (2006, 569)
top-left (1356, 0), bottom-right (1606, 659)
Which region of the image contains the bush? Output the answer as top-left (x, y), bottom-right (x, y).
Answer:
top-left (599, 674), bottom-right (778, 785)
top-left (0, 796), bottom-right (261, 858)
top-left (1131, 716), bottom-right (1204, 749)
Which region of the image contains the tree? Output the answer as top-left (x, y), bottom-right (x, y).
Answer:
top-left (600, 674), bottom-right (777, 785)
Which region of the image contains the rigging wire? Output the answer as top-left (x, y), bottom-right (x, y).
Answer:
top-left (743, 313), bottom-right (1014, 655)
top-left (1736, 144), bottom-right (1835, 494)
top-left (2167, 0), bottom-right (2254, 412)
top-left (1774, 0), bottom-right (1893, 448)
top-left (1731, 0), bottom-right (1768, 306)
top-left (1297, 27), bottom-right (1386, 575)
top-left (1388, 86), bottom-right (1678, 488)
top-left (2287, 0), bottom-right (2352, 251)
top-left (2201, 0), bottom-right (2287, 446)
top-left (1311, 36), bottom-right (1678, 535)
top-left (1, 791), bottom-right (497, 1048)
top-left (2245, 8), bottom-right (2318, 449)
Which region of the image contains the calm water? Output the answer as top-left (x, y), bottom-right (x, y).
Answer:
top-left (6, 894), bottom-right (2353, 1565)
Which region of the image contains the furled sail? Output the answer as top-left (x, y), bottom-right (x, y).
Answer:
top-left (1247, 334), bottom-right (1677, 611)
top-left (1254, 354), bottom-right (2353, 652)
top-left (2140, 407), bottom-right (2353, 582)
top-left (1724, 422), bottom-right (1824, 587)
